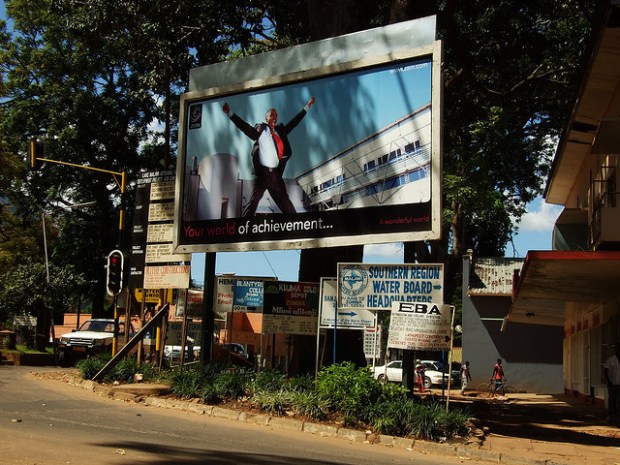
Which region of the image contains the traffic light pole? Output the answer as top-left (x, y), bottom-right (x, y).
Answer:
top-left (30, 148), bottom-right (128, 353)
top-left (30, 150), bottom-right (126, 247)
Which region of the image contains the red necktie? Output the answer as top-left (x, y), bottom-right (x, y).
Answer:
top-left (271, 128), bottom-right (284, 160)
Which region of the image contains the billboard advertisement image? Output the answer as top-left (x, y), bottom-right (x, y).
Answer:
top-left (175, 17), bottom-right (442, 252)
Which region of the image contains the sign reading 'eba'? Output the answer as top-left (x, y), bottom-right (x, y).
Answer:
top-left (387, 301), bottom-right (452, 351)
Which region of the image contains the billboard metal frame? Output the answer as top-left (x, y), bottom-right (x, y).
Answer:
top-left (174, 16), bottom-right (442, 253)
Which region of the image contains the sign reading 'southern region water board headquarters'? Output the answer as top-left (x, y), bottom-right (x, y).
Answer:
top-left (337, 263), bottom-right (444, 310)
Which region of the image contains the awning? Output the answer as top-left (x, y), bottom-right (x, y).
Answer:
top-left (508, 250), bottom-right (620, 326)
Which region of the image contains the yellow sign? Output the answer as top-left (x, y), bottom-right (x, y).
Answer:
top-left (134, 288), bottom-right (173, 304)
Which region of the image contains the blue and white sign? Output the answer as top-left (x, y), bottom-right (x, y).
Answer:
top-left (338, 263), bottom-right (444, 310)
top-left (319, 277), bottom-right (375, 328)
top-left (232, 280), bottom-right (265, 312)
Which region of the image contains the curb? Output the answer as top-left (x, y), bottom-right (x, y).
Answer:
top-left (77, 380), bottom-right (575, 465)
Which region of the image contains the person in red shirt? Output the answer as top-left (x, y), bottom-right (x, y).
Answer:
top-left (492, 358), bottom-right (506, 396)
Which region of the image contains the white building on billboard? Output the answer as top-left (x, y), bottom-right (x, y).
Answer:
top-left (296, 104), bottom-right (431, 211)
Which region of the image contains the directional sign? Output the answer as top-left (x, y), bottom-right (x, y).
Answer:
top-left (338, 263), bottom-right (444, 310)
top-left (319, 277), bottom-right (376, 328)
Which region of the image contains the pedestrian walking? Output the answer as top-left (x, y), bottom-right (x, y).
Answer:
top-left (492, 358), bottom-right (506, 396)
top-left (460, 361), bottom-right (472, 395)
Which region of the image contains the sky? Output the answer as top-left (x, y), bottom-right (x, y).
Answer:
top-left (191, 196), bottom-right (562, 284)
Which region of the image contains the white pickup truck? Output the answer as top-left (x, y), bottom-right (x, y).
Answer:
top-left (58, 318), bottom-right (134, 366)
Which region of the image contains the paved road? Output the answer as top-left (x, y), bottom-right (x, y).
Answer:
top-left (0, 366), bottom-right (468, 465)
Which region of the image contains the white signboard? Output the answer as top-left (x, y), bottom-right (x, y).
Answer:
top-left (364, 326), bottom-right (382, 360)
top-left (387, 301), bottom-right (452, 351)
top-left (147, 223), bottom-right (174, 243)
top-left (150, 180), bottom-right (176, 201)
top-left (262, 314), bottom-right (317, 336)
top-left (144, 265), bottom-right (191, 289)
top-left (319, 277), bottom-right (376, 328)
top-left (145, 243), bottom-right (191, 264)
top-left (148, 202), bottom-right (175, 222)
top-left (338, 263), bottom-right (444, 310)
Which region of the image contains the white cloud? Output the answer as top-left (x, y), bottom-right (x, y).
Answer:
top-left (517, 200), bottom-right (562, 232)
top-left (364, 242), bottom-right (403, 258)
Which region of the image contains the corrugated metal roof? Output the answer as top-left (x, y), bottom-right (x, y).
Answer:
top-left (468, 258), bottom-right (524, 296)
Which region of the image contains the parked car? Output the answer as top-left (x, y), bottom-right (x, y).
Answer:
top-left (221, 343), bottom-right (247, 358)
top-left (58, 318), bottom-right (135, 367)
top-left (370, 360), bottom-right (451, 389)
top-left (164, 337), bottom-right (200, 365)
top-left (420, 360), bottom-right (460, 385)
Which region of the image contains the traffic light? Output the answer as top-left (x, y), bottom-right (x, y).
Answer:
top-left (106, 250), bottom-right (124, 296)
top-left (28, 137), bottom-right (44, 170)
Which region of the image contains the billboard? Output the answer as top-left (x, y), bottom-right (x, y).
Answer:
top-left (262, 281), bottom-right (319, 335)
top-left (174, 16), bottom-right (442, 252)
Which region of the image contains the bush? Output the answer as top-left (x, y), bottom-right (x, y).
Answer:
top-left (212, 369), bottom-right (253, 399)
top-left (291, 391), bottom-right (327, 420)
top-left (170, 367), bottom-right (206, 399)
top-left (251, 389), bottom-right (293, 416)
top-left (76, 353), bottom-right (111, 380)
top-left (285, 374), bottom-right (314, 393)
top-left (138, 363), bottom-right (162, 382)
top-left (315, 362), bottom-right (381, 418)
top-left (251, 369), bottom-right (286, 394)
top-left (106, 357), bottom-right (138, 383)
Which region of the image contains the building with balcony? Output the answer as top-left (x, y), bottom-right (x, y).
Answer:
top-left (510, 1), bottom-right (620, 406)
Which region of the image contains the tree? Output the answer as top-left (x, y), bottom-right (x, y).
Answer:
top-left (293, 0), bottom-right (601, 370)
top-left (0, 257), bottom-right (91, 348)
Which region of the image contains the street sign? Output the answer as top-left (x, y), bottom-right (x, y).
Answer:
top-left (338, 263), bottom-right (444, 310)
top-left (386, 301), bottom-right (453, 351)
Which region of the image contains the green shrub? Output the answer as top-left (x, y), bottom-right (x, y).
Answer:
top-left (138, 363), bottom-right (161, 382)
top-left (201, 384), bottom-right (222, 404)
top-left (251, 389), bottom-right (293, 416)
top-left (252, 369), bottom-right (286, 393)
top-left (315, 362), bottom-right (381, 417)
top-left (213, 369), bottom-right (253, 399)
top-left (106, 357), bottom-right (138, 383)
top-left (285, 374), bottom-right (314, 393)
top-left (76, 354), bottom-right (111, 380)
top-left (291, 391), bottom-right (327, 420)
top-left (170, 368), bottom-right (206, 398)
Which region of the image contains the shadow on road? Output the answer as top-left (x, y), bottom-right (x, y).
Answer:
top-left (89, 440), bottom-right (359, 465)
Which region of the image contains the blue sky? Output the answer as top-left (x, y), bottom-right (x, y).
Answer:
top-left (192, 196), bottom-right (562, 283)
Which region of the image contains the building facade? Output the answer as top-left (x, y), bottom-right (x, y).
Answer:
top-left (463, 255), bottom-right (564, 394)
top-left (511, 1), bottom-right (620, 406)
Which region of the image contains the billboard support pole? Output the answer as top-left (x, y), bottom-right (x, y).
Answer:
top-left (446, 305), bottom-right (456, 413)
top-left (200, 253), bottom-right (216, 364)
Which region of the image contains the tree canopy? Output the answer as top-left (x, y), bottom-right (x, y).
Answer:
top-left (0, 0), bottom-right (604, 332)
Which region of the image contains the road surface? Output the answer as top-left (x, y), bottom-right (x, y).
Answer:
top-left (0, 366), bottom-right (471, 465)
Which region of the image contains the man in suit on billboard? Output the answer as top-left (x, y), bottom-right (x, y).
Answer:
top-left (222, 97), bottom-right (315, 217)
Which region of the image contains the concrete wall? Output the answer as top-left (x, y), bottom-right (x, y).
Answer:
top-left (462, 258), bottom-right (564, 394)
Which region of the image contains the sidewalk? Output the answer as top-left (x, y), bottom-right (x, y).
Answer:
top-left (38, 370), bottom-right (620, 465)
top-left (456, 392), bottom-right (620, 465)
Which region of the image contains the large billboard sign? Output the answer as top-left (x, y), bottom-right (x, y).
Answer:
top-left (174, 16), bottom-right (442, 253)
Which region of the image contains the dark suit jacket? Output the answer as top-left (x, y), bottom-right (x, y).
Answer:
top-left (229, 108), bottom-right (308, 176)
